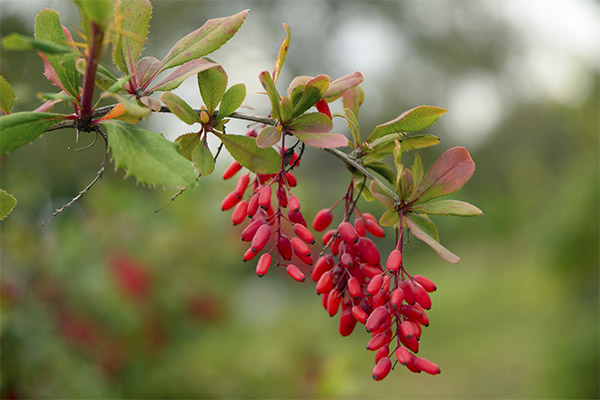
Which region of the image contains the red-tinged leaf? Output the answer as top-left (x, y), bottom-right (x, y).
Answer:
top-left (39, 51), bottom-right (66, 92)
top-left (404, 213), bottom-right (460, 264)
top-left (256, 126), bottom-right (282, 148)
top-left (342, 86), bottom-right (364, 117)
top-left (135, 56), bottom-right (160, 88)
top-left (323, 71), bottom-right (364, 100)
top-left (405, 212), bottom-right (439, 241)
top-left (287, 75), bottom-right (311, 101)
top-left (112, 0), bottom-right (152, 73)
top-left (292, 74), bottom-right (330, 119)
top-left (380, 209), bottom-right (400, 227)
top-left (272, 23), bottom-right (290, 85)
top-left (287, 112), bottom-right (332, 133)
top-left (292, 131), bottom-right (348, 149)
top-left (412, 146), bottom-right (475, 203)
top-left (367, 105), bottom-right (448, 142)
top-left (369, 180), bottom-right (395, 211)
top-left (410, 200), bottom-right (483, 216)
top-left (258, 70), bottom-right (281, 121)
top-left (148, 58), bottom-right (218, 92)
top-left (158, 10), bottom-right (248, 71)
top-left (0, 112), bottom-right (64, 156)
top-left (399, 168), bottom-right (414, 200)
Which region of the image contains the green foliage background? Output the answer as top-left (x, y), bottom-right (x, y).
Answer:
top-left (1, 1), bottom-right (598, 398)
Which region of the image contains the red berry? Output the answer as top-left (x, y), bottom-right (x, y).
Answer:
top-left (367, 331), bottom-right (390, 351)
top-left (235, 173), bottom-right (250, 198)
top-left (293, 223), bottom-right (315, 244)
top-left (291, 237), bottom-right (311, 258)
top-left (366, 306), bottom-right (390, 333)
top-left (347, 276), bottom-right (362, 299)
top-left (400, 320), bottom-right (415, 339)
top-left (326, 289), bottom-right (341, 316)
top-left (338, 221), bottom-right (359, 244)
top-left (339, 308), bottom-right (357, 336)
top-left (258, 185), bottom-right (272, 210)
top-left (413, 275), bottom-right (437, 292)
top-left (241, 218), bottom-right (267, 242)
top-left (256, 253), bottom-right (272, 277)
top-left (243, 247), bottom-right (257, 262)
top-left (221, 190), bottom-right (241, 211)
top-left (312, 209), bottom-right (333, 232)
top-left (390, 288), bottom-right (405, 310)
top-left (286, 264), bottom-right (305, 282)
top-left (223, 161), bottom-right (242, 180)
top-left (231, 200), bottom-right (249, 225)
top-left (288, 209), bottom-right (307, 227)
top-left (316, 271), bottom-right (334, 294)
top-left (386, 249), bottom-right (402, 272)
top-left (359, 263), bottom-right (383, 279)
top-left (375, 346), bottom-right (390, 364)
top-left (247, 193), bottom-right (260, 217)
top-left (351, 305), bottom-right (369, 324)
top-left (285, 171), bottom-right (297, 187)
top-left (354, 217), bottom-right (367, 237)
top-left (363, 213), bottom-right (385, 238)
top-left (251, 224), bottom-right (271, 253)
top-left (372, 356), bottom-right (392, 381)
top-left (412, 283), bottom-right (432, 310)
top-left (340, 253), bottom-right (354, 268)
top-left (399, 280), bottom-right (415, 305)
top-left (357, 237), bottom-right (381, 266)
top-left (367, 274), bottom-right (384, 296)
top-left (278, 235), bottom-right (293, 260)
top-left (288, 195), bottom-right (301, 213)
top-left (395, 346), bottom-right (411, 366)
top-left (415, 357), bottom-right (441, 375)
top-left (311, 255), bottom-right (334, 282)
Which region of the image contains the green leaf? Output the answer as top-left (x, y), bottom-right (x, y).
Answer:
top-left (292, 75), bottom-right (329, 119)
top-left (287, 112), bottom-right (332, 133)
top-left (404, 213), bottom-right (460, 264)
top-left (213, 132), bottom-right (280, 174)
top-left (272, 23), bottom-right (290, 85)
top-left (287, 75), bottom-right (310, 106)
top-left (160, 92), bottom-right (201, 125)
top-left (367, 105), bottom-right (448, 142)
top-left (0, 189), bottom-right (17, 221)
top-left (279, 96), bottom-right (294, 125)
top-left (369, 180), bottom-right (394, 211)
top-left (404, 212), bottom-right (439, 242)
top-left (410, 200), bottom-right (483, 216)
top-left (159, 10), bottom-right (248, 71)
top-left (352, 172), bottom-right (375, 202)
top-left (258, 70), bottom-right (281, 121)
top-left (380, 209), bottom-right (400, 227)
top-left (192, 141), bottom-right (215, 176)
top-left (197, 65), bottom-right (227, 115)
top-left (367, 134), bottom-right (440, 155)
top-left (2, 33), bottom-right (72, 54)
top-left (342, 86), bottom-right (364, 118)
top-left (112, 0), bottom-right (152, 73)
top-left (256, 126), bottom-right (282, 148)
top-left (218, 83), bottom-right (246, 119)
top-left (35, 10), bottom-right (80, 99)
top-left (0, 76), bottom-right (15, 114)
top-left (411, 150), bottom-right (424, 194)
top-left (73, 0), bottom-right (114, 25)
top-left (398, 168), bottom-right (414, 200)
top-left (174, 133), bottom-right (200, 160)
top-left (0, 112), bottom-right (63, 156)
top-left (323, 71), bottom-right (364, 100)
top-left (364, 161), bottom-right (395, 184)
top-left (103, 120), bottom-right (196, 187)
top-left (412, 146), bottom-right (475, 203)
top-left (343, 107), bottom-right (361, 147)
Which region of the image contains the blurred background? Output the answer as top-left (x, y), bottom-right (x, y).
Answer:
top-left (1, 0), bottom-right (598, 398)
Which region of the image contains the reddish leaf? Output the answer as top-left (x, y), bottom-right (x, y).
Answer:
top-left (323, 71), bottom-right (364, 100)
top-left (412, 146), bottom-right (475, 203)
top-left (292, 131), bottom-right (348, 148)
top-left (148, 58), bottom-right (218, 92)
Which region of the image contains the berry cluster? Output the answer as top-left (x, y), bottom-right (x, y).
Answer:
top-left (221, 129), bottom-right (314, 282)
top-left (311, 196), bottom-right (441, 379)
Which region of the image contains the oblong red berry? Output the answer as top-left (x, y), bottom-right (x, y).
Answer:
top-left (400, 304), bottom-right (423, 320)
top-left (258, 185), bottom-right (272, 210)
top-left (316, 271), bottom-right (334, 294)
top-left (288, 195), bottom-right (301, 213)
top-left (375, 346), bottom-right (390, 364)
top-left (312, 209), bottom-right (333, 232)
top-left (251, 224), bottom-right (271, 253)
top-left (366, 331), bottom-right (390, 351)
top-left (311, 255), bottom-right (334, 282)
top-left (340, 253), bottom-right (354, 268)
top-left (400, 320), bottom-right (415, 339)
top-left (243, 247), bottom-right (257, 262)
top-left (363, 213), bottom-right (385, 238)
top-left (395, 346), bottom-right (411, 366)
top-left (235, 173), bottom-right (250, 198)
top-left (370, 289), bottom-right (389, 308)
top-left (241, 218), bottom-right (267, 242)
top-left (372, 356), bottom-right (392, 381)
top-left (405, 353), bottom-right (421, 373)
top-left (351, 305), bottom-right (369, 324)
top-left (415, 357), bottom-right (441, 375)
top-left (286, 264), bottom-right (305, 282)
top-left (288, 209), bottom-right (307, 227)
top-left (347, 276), bottom-right (362, 299)
top-left (285, 171), bottom-right (297, 187)
top-left (357, 237), bottom-right (380, 266)
top-left (360, 263), bottom-right (383, 280)
top-left (291, 237), bottom-right (311, 258)
top-left (367, 274), bottom-right (384, 296)
top-left (293, 223), bottom-right (315, 244)
top-left (223, 161), bottom-right (242, 180)
top-left (256, 253), bottom-right (272, 277)
top-left (221, 190), bottom-right (241, 211)
top-left (232, 200), bottom-right (249, 225)
top-left (326, 289), bottom-right (341, 316)
top-left (399, 280), bottom-right (415, 305)
top-left (412, 283), bottom-right (432, 310)
top-left (339, 308), bottom-right (357, 337)
top-left (390, 288), bottom-right (405, 310)
top-left (400, 332), bottom-right (420, 353)
top-left (386, 249), bottom-right (402, 272)
top-left (413, 275), bottom-right (437, 292)
top-left (247, 193), bottom-right (260, 217)
top-left (366, 306), bottom-right (390, 333)
top-left (354, 217), bottom-right (367, 237)
top-left (412, 303), bottom-right (430, 326)
top-left (278, 235), bottom-right (293, 260)
top-left (338, 221), bottom-right (359, 244)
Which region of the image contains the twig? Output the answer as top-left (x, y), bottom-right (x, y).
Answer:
top-left (41, 128), bottom-right (108, 226)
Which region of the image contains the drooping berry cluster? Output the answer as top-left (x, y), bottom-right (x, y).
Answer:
top-left (310, 185), bottom-right (441, 380)
top-left (221, 129), bottom-right (315, 282)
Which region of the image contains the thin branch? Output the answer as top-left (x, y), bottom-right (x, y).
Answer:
top-left (41, 129), bottom-right (109, 226)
